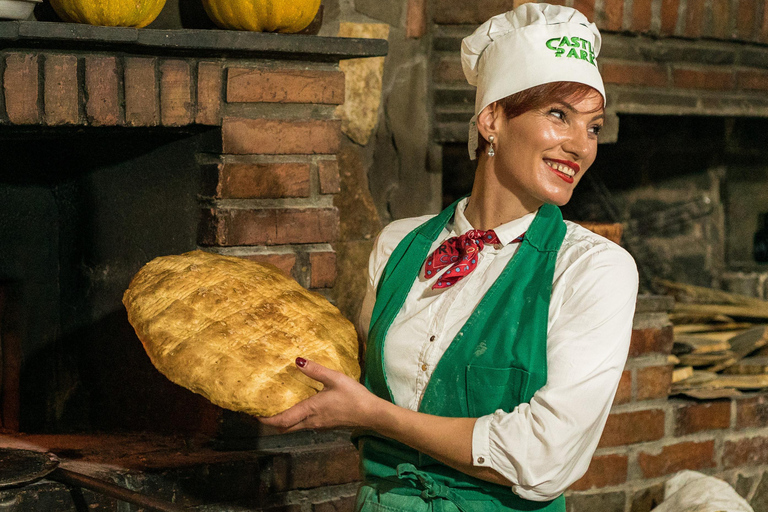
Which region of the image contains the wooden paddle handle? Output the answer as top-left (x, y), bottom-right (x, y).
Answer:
top-left (49, 467), bottom-right (189, 512)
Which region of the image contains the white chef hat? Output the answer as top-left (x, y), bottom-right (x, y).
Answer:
top-left (462, 3), bottom-right (606, 159)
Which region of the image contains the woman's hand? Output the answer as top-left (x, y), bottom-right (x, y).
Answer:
top-left (258, 358), bottom-right (382, 433)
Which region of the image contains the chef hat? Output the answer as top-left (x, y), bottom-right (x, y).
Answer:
top-left (462, 3), bottom-right (606, 159)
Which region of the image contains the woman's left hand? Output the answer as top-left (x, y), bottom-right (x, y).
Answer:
top-left (258, 358), bottom-right (382, 433)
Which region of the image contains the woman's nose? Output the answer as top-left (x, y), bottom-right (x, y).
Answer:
top-left (561, 124), bottom-right (591, 159)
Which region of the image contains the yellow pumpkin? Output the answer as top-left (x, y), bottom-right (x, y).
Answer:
top-left (202, 0), bottom-right (321, 32)
top-left (49, 0), bottom-right (166, 28)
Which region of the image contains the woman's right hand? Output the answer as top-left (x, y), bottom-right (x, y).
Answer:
top-left (258, 358), bottom-right (383, 433)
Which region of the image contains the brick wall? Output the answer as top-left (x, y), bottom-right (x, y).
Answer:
top-left (430, 1), bottom-right (768, 146)
top-left (0, 49), bottom-right (344, 293)
top-left (431, 0), bottom-right (768, 43)
top-left (0, 26), bottom-right (381, 510)
top-left (564, 296), bottom-right (768, 511)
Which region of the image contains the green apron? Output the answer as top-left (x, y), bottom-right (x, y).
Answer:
top-left (354, 199), bottom-right (568, 512)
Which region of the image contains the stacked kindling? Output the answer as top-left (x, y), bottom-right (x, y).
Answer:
top-left (660, 280), bottom-right (768, 399)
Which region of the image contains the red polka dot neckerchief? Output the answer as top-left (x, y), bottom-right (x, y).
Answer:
top-left (424, 229), bottom-right (525, 290)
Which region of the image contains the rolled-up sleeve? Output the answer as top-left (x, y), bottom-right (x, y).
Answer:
top-left (472, 244), bottom-right (639, 501)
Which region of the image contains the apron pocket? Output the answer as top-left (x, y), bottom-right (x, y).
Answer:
top-left (466, 365), bottom-right (530, 417)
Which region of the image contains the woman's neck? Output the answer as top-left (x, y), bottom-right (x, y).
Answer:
top-left (464, 157), bottom-right (543, 230)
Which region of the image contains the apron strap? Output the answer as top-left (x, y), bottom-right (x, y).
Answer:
top-left (396, 463), bottom-right (473, 512)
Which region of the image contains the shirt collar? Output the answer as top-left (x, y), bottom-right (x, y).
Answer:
top-left (453, 196), bottom-right (536, 246)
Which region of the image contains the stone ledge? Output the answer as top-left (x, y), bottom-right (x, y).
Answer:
top-left (0, 21), bottom-right (388, 61)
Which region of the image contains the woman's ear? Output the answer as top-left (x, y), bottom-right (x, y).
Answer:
top-left (476, 102), bottom-right (503, 143)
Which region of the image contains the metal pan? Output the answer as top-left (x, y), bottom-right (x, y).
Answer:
top-left (0, 448), bottom-right (188, 512)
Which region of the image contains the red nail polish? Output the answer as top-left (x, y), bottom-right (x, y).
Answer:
top-left (296, 357), bottom-right (307, 368)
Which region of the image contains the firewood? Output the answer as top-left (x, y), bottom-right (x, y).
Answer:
top-left (706, 374), bottom-right (768, 390)
top-left (669, 313), bottom-right (736, 324)
top-left (674, 388), bottom-right (743, 400)
top-left (677, 351), bottom-right (735, 367)
top-left (656, 279), bottom-right (768, 308)
top-left (673, 336), bottom-right (730, 355)
top-left (672, 370), bottom-right (719, 389)
top-left (673, 323), bottom-right (753, 334)
top-left (672, 304), bottom-right (768, 321)
top-left (707, 326), bottom-right (768, 372)
top-left (721, 356), bottom-right (768, 375)
top-left (672, 366), bottom-right (694, 382)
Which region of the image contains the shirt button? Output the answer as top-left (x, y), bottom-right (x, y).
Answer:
top-left (421, 363), bottom-right (428, 371)
top-left (429, 335), bottom-right (436, 342)
top-left (477, 456), bottom-right (485, 464)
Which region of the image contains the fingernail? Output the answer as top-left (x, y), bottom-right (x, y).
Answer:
top-left (296, 357), bottom-right (307, 368)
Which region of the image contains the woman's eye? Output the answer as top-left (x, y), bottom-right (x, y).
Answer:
top-left (589, 125), bottom-right (603, 135)
top-left (549, 109), bottom-right (565, 120)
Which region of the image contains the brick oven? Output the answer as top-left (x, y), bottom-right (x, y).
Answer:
top-left (0, 19), bottom-right (385, 511)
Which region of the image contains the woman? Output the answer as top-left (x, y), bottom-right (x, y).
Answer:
top-left (260, 4), bottom-right (639, 511)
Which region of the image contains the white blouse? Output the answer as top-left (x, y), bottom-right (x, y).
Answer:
top-left (357, 197), bottom-right (639, 501)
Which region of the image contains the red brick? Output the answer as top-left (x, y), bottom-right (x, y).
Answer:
top-left (614, 370), bottom-right (632, 405)
top-left (762, 2), bottom-right (768, 43)
top-left (432, 1), bottom-right (479, 24)
top-left (602, 0), bottom-right (624, 31)
top-left (601, 62), bottom-right (668, 87)
top-left (629, 326), bottom-right (674, 357)
top-left (631, 484), bottom-right (665, 512)
top-left (44, 54), bottom-right (79, 125)
top-left (569, 454), bottom-right (628, 491)
top-left (673, 68), bottom-right (734, 89)
top-left (242, 253), bottom-right (296, 276)
top-left (675, 400), bottom-right (731, 435)
top-left (406, 0), bottom-right (427, 38)
top-left (222, 118), bottom-right (341, 155)
top-left (685, 0), bottom-right (705, 37)
top-left (204, 163), bottom-right (311, 199)
top-left (712, 0), bottom-right (731, 39)
top-left (638, 441), bottom-right (716, 478)
top-left (636, 365), bottom-right (672, 401)
top-left (598, 409), bottom-right (666, 448)
top-left (227, 68), bottom-right (345, 105)
top-left (160, 60), bottom-right (192, 126)
top-left (3, 53), bottom-right (39, 124)
top-left (318, 159), bottom-right (341, 194)
top-left (632, 0), bottom-right (653, 32)
top-left (124, 57), bottom-right (158, 126)
top-left (271, 443), bottom-right (360, 491)
top-left (736, 394), bottom-right (768, 429)
top-left (433, 56), bottom-right (465, 83)
top-left (737, 0), bottom-right (756, 39)
top-left (723, 436), bottom-right (768, 468)
top-left (196, 61), bottom-right (222, 126)
top-left (573, 0), bottom-right (595, 23)
top-left (660, 0), bottom-right (679, 35)
top-left (85, 56), bottom-right (119, 126)
top-left (200, 207), bottom-right (339, 246)
top-left (737, 69), bottom-right (768, 91)
top-left (310, 251), bottom-right (337, 288)
top-left (313, 496), bottom-right (356, 512)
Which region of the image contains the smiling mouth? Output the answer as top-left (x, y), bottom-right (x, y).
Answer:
top-left (544, 159), bottom-right (579, 177)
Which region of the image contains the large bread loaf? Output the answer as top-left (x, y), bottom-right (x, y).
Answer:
top-left (123, 250), bottom-right (360, 417)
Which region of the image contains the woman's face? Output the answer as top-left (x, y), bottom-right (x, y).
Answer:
top-left (491, 89), bottom-right (604, 208)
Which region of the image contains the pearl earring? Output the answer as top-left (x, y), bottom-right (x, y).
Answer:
top-left (487, 135), bottom-right (495, 157)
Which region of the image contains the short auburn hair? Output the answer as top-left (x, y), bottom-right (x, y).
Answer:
top-left (475, 81), bottom-right (604, 159)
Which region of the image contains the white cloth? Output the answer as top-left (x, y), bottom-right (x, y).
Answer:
top-left (461, 3), bottom-right (606, 159)
top-left (357, 197), bottom-right (638, 501)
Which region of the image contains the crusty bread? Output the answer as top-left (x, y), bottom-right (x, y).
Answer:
top-left (122, 250), bottom-right (360, 417)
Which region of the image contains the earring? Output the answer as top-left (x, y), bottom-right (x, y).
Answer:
top-left (487, 135), bottom-right (495, 157)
